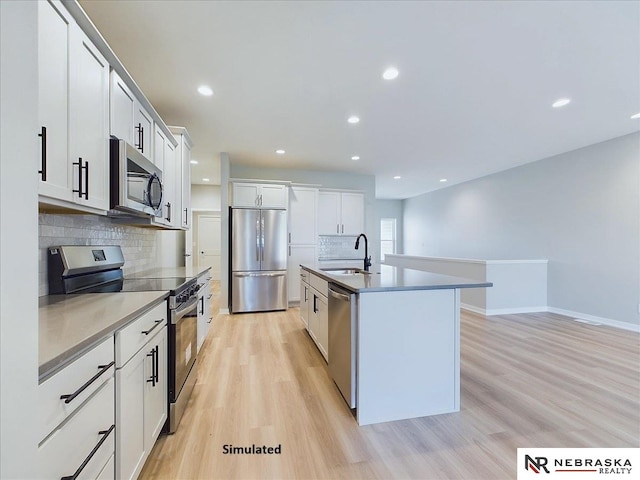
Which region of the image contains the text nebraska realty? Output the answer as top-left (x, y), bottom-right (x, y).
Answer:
top-left (222, 444), bottom-right (282, 455)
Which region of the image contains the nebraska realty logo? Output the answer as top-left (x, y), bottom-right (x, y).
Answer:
top-left (517, 448), bottom-right (639, 479)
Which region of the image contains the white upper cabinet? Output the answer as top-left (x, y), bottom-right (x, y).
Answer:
top-left (340, 192), bottom-right (365, 235)
top-left (153, 125), bottom-right (174, 227)
top-left (69, 25), bottom-right (110, 211)
top-left (110, 73), bottom-right (135, 145)
top-left (288, 186), bottom-right (317, 245)
top-left (134, 103), bottom-right (153, 159)
top-left (38, 0), bottom-right (109, 212)
top-left (110, 71), bottom-right (153, 162)
top-left (318, 191), bottom-right (364, 236)
top-left (232, 182), bottom-right (288, 208)
top-left (170, 127), bottom-right (193, 230)
top-left (38, 0), bottom-right (72, 202)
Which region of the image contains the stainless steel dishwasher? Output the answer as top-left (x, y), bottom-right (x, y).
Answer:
top-left (328, 284), bottom-right (356, 408)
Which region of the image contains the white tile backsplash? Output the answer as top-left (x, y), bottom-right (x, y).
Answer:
top-left (317, 235), bottom-right (361, 260)
top-left (39, 214), bottom-right (160, 296)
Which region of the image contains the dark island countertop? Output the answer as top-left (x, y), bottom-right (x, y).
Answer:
top-left (300, 264), bottom-right (492, 294)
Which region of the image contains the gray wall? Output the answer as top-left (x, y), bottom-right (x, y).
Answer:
top-left (403, 133), bottom-right (640, 326)
top-left (374, 199), bottom-right (404, 264)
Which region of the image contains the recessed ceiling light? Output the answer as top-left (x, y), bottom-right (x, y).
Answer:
top-left (275, 149), bottom-right (285, 154)
top-left (393, 175), bottom-right (401, 180)
top-left (631, 112), bottom-right (640, 119)
top-left (347, 115), bottom-right (360, 124)
top-left (552, 98), bottom-right (571, 108)
top-left (351, 156), bottom-right (360, 161)
top-left (202, 178), bottom-right (210, 182)
top-left (197, 85), bottom-right (214, 96)
top-left (440, 178), bottom-right (448, 183)
top-left (382, 66), bottom-right (399, 80)
top-left (190, 160), bottom-right (198, 164)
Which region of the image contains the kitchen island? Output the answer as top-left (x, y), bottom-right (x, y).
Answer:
top-left (301, 264), bottom-right (491, 425)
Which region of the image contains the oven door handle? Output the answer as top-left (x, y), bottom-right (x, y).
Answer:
top-left (171, 295), bottom-right (199, 325)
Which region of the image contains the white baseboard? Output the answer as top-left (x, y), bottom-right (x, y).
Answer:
top-left (461, 303), bottom-right (487, 315)
top-left (547, 307), bottom-right (640, 332)
top-left (485, 306), bottom-right (548, 315)
top-left (219, 307), bottom-right (229, 315)
top-left (461, 303), bottom-right (547, 316)
top-left (460, 303), bottom-right (639, 332)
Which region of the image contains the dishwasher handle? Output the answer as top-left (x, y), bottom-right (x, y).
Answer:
top-left (329, 287), bottom-right (352, 302)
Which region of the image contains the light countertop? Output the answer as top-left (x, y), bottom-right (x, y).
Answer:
top-left (301, 264), bottom-right (492, 293)
top-left (39, 291), bottom-right (168, 381)
top-left (127, 265), bottom-right (211, 279)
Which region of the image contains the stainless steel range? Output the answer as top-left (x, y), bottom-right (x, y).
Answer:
top-left (47, 245), bottom-right (199, 433)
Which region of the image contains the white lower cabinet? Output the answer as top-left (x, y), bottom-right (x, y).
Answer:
top-left (300, 277), bottom-right (310, 329)
top-left (115, 303), bottom-right (168, 480)
top-left (301, 269), bottom-right (329, 362)
top-left (38, 336), bottom-right (116, 480)
top-left (197, 271), bottom-right (213, 352)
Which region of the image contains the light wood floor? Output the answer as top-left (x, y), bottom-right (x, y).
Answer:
top-left (140, 288), bottom-right (639, 480)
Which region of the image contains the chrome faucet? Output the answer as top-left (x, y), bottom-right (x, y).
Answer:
top-left (355, 233), bottom-right (372, 272)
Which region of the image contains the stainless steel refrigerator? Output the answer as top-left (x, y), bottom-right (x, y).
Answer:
top-left (230, 207), bottom-right (288, 313)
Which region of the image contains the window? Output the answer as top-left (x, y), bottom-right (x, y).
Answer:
top-left (380, 218), bottom-right (396, 262)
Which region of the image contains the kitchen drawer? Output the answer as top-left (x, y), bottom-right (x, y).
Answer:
top-left (39, 336), bottom-right (114, 442)
top-left (300, 268), bottom-right (310, 285)
top-left (39, 376), bottom-right (115, 480)
top-left (115, 301), bottom-right (167, 367)
top-left (310, 273), bottom-right (328, 298)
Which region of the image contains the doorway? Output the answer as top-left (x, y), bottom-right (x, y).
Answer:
top-left (196, 213), bottom-right (221, 280)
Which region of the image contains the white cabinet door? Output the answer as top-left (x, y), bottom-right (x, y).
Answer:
top-left (153, 125), bottom-right (174, 227)
top-left (180, 138), bottom-right (191, 229)
top-left (340, 192), bottom-right (364, 235)
top-left (318, 191), bottom-right (340, 235)
top-left (288, 245), bottom-right (316, 303)
top-left (316, 293), bottom-right (329, 362)
top-left (134, 104), bottom-right (153, 160)
top-left (197, 277), bottom-right (212, 352)
top-left (116, 350), bottom-right (146, 480)
top-left (163, 135), bottom-right (177, 227)
top-left (308, 289), bottom-right (319, 343)
top-left (300, 280), bottom-right (310, 329)
top-left (69, 24), bottom-right (109, 210)
top-left (143, 327), bottom-right (167, 453)
top-left (110, 72), bottom-right (135, 145)
top-left (232, 183), bottom-right (288, 208)
top-left (260, 184), bottom-right (288, 208)
top-left (289, 187), bottom-right (317, 244)
top-left (37, 0), bottom-right (72, 202)
top-left (232, 183), bottom-right (260, 207)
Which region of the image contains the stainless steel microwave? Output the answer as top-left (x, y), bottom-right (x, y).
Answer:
top-left (109, 137), bottom-right (163, 217)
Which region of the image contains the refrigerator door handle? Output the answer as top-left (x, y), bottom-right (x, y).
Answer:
top-left (261, 215), bottom-right (265, 261)
top-left (255, 216), bottom-right (260, 262)
top-left (235, 272), bottom-right (286, 277)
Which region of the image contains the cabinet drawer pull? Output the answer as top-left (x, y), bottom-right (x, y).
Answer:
top-left (38, 126), bottom-right (47, 181)
top-left (59, 361), bottom-right (114, 404)
top-left (165, 201), bottom-right (171, 222)
top-left (60, 424), bottom-right (115, 480)
top-left (141, 319), bottom-right (163, 336)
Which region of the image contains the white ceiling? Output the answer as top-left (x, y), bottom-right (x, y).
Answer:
top-left (79, 0), bottom-right (640, 199)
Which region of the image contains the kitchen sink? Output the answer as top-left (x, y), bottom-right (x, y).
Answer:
top-left (321, 268), bottom-right (369, 275)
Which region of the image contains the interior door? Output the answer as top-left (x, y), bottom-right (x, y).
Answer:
top-left (231, 208), bottom-right (260, 272)
top-left (261, 209), bottom-right (287, 271)
top-left (197, 214), bottom-right (221, 280)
